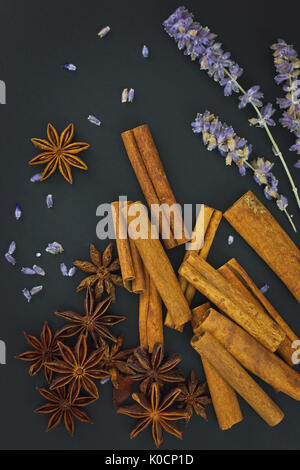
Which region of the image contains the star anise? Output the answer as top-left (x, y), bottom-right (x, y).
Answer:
top-left (46, 334), bottom-right (108, 399)
top-left (29, 123), bottom-right (89, 184)
top-left (126, 343), bottom-right (185, 395)
top-left (35, 385), bottom-right (96, 435)
top-left (176, 370), bottom-right (211, 423)
top-left (16, 321), bottom-right (59, 383)
top-left (74, 243), bottom-right (123, 302)
top-left (55, 287), bottom-right (125, 346)
top-left (117, 382), bottom-right (188, 448)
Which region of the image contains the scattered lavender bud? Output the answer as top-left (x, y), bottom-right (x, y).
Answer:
top-left (30, 173), bottom-right (42, 183)
top-left (33, 265), bottom-right (45, 276)
top-left (60, 263), bottom-right (68, 276)
top-left (88, 115), bottom-right (101, 126)
top-left (62, 63), bottom-right (77, 71)
top-left (98, 26), bottom-right (110, 38)
top-left (15, 203), bottom-right (22, 220)
top-left (260, 284), bottom-right (270, 294)
top-left (8, 241), bottom-right (16, 255)
top-left (21, 267), bottom-right (36, 275)
top-left (46, 194), bottom-right (53, 208)
top-left (101, 376), bottom-right (110, 385)
top-left (142, 45), bottom-right (149, 58)
top-left (68, 266), bottom-right (77, 277)
top-left (228, 235), bottom-right (234, 245)
top-left (36, 252), bottom-right (41, 257)
top-left (5, 253), bottom-right (16, 265)
top-left (30, 285), bottom-right (43, 296)
top-left (22, 288), bottom-right (32, 303)
top-left (121, 88), bottom-right (128, 103)
top-left (128, 88), bottom-right (135, 103)
top-left (46, 242), bottom-right (64, 254)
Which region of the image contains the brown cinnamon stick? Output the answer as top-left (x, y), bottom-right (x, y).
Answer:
top-left (197, 308), bottom-right (300, 401)
top-left (111, 201), bottom-right (145, 293)
top-left (191, 332), bottom-right (285, 426)
top-left (179, 252), bottom-right (286, 351)
top-left (224, 191), bottom-right (300, 303)
top-left (126, 202), bottom-right (191, 329)
top-left (121, 125), bottom-right (189, 248)
top-left (191, 303), bottom-right (243, 430)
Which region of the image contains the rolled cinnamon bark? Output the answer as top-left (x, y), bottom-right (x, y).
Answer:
top-left (191, 303), bottom-right (243, 430)
top-left (198, 308), bottom-right (300, 401)
top-left (224, 191), bottom-right (300, 303)
top-left (111, 201), bottom-right (145, 293)
top-left (126, 202), bottom-right (191, 328)
top-left (191, 332), bottom-right (284, 427)
top-left (179, 252), bottom-right (286, 351)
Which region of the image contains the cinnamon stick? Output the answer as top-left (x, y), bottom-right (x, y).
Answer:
top-left (224, 191), bottom-right (300, 303)
top-left (111, 201), bottom-right (145, 293)
top-left (191, 332), bottom-right (284, 426)
top-left (126, 202), bottom-right (191, 328)
top-left (198, 308), bottom-right (300, 401)
top-left (121, 125), bottom-right (189, 248)
top-left (179, 252), bottom-right (286, 351)
top-left (192, 303), bottom-right (243, 430)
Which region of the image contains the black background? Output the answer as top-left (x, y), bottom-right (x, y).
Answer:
top-left (1, 0), bottom-right (300, 451)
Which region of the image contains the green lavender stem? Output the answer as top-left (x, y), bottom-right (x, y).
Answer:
top-left (223, 67), bottom-right (300, 210)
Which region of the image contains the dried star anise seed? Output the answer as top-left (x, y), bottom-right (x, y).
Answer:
top-left (176, 370), bottom-right (211, 423)
top-left (55, 287), bottom-right (125, 346)
top-left (35, 385), bottom-right (96, 435)
top-left (73, 243), bottom-right (123, 302)
top-left (16, 321), bottom-right (59, 383)
top-left (126, 343), bottom-right (185, 395)
top-left (29, 123), bottom-right (89, 184)
top-left (117, 382), bottom-right (188, 448)
top-left (46, 334), bottom-right (108, 399)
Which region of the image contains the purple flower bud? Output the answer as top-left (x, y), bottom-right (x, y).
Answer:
top-left (101, 376), bottom-right (110, 385)
top-left (33, 265), bottom-right (45, 276)
top-left (128, 88), bottom-right (135, 103)
top-left (21, 267), bottom-right (36, 275)
top-left (62, 63), bottom-right (77, 71)
top-left (60, 263), bottom-right (68, 276)
top-left (98, 26), bottom-right (110, 38)
top-left (88, 115), bottom-right (101, 126)
top-left (36, 252), bottom-right (41, 257)
top-left (294, 160), bottom-right (300, 168)
top-left (142, 45), bottom-right (149, 58)
top-left (46, 194), bottom-right (53, 208)
top-left (8, 241), bottom-right (16, 255)
top-left (228, 235), bottom-right (234, 245)
top-left (22, 288), bottom-right (32, 303)
top-left (15, 203), bottom-right (22, 220)
top-left (30, 285), bottom-right (43, 295)
top-left (46, 242), bottom-right (64, 254)
top-left (68, 266), bottom-right (77, 277)
top-left (30, 173), bottom-right (42, 183)
top-left (5, 253), bottom-right (16, 265)
top-left (260, 284), bottom-right (270, 294)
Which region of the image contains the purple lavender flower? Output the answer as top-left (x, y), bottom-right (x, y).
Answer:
top-left (60, 263), bottom-right (68, 276)
top-left (290, 139), bottom-right (300, 154)
top-left (220, 64), bottom-right (243, 96)
top-left (294, 160), bottom-right (300, 168)
top-left (260, 284), bottom-right (270, 294)
top-left (46, 194), bottom-right (53, 208)
top-left (33, 265), bottom-right (45, 276)
top-left (30, 285), bottom-right (43, 295)
top-left (128, 88), bottom-right (135, 102)
top-left (8, 241), bottom-right (16, 255)
top-left (15, 203), bottom-right (22, 220)
top-left (228, 235), bottom-right (234, 245)
top-left (252, 158), bottom-right (274, 185)
top-left (142, 45), bottom-right (149, 58)
top-left (249, 104), bottom-right (276, 127)
top-left (68, 266), bottom-right (76, 277)
top-left (277, 194), bottom-right (288, 210)
top-left (21, 267), bottom-right (36, 275)
top-left (46, 242), bottom-right (64, 254)
top-left (22, 288), bottom-right (32, 302)
top-left (5, 253), bottom-right (16, 265)
top-left (239, 86), bottom-right (264, 109)
top-left (30, 173), bottom-right (42, 183)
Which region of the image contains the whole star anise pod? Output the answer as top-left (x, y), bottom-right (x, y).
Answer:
top-left (35, 385), bottom-right (96, 435)
top-left (16, 321), bottom-right (59, 383)
top-left (176, 370), bottom-right (211, 423)
top-left (29, 123), bottom-right (89, 184)
top-left (46, 334), bottom-right (108, 399)
top-left (73, 243), bottom-right (123, 302)
top-left (55, 287), bottom-right (125, 346)
top-left (126, 343), bottom-right (185, 395)
top-left (118, 382), bottom-right (188, 448)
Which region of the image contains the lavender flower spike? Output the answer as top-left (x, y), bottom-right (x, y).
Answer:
top-left (22, 288), bottom-right (32, 303)
top-left (30, 173), bottom-right (42, 183)
top-left (46, 242), bottom-right (64, 254)
top-left (5, 253), bottom-right (16, 265)
top-left (15, 203), bottom-right (22, 220)
top-left (46, 194), bottom-right (53, 208)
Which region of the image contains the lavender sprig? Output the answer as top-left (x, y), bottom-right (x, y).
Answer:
top-left (163, 6), bottom-right (300, 209)
top-left (192, 111), bottom-right (296, 231)
top-left (271, 39), bottom-right (300, 169)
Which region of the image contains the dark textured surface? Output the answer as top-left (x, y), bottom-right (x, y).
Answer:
top-left (1, 0), bottom-right (300, 450)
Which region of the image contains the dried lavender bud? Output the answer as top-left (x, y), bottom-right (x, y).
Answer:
top-left (68, 266), bottom-right (77, 277)
top-left (30, 173), bottom-right (42, 183)
top-left (101, 376), bottom-right (110, 385)
top-left (121, 88), bottom-right (128, 103)
top-left (21, 267), bottom-right (36, 275)
top-left (228, 235), bottom-right (234, 245)
top-left (15, 203), bottom-right (22, 220)
top-left (142, 45), bottom-right (149, 58)
top-left (98, 26), bottom-right (110, 38)
top-left (5, 253), bottom-right (16, 265)
top-left (62, 63), bottom-right (77, 71)
top-left (22, 288), bottom-right (31, 302)
top-left (260, 284), bottom-right (270, 294)
top-left (60, 263), bottom-right (68, 276)
top-left (33, 265), bottom-right (45, 276)
top-left (46, 242), bottom-right (64, 254)
top-left (35, 252), bottom-right (41, 257)
top-left (8, 241), bottom-right (16, 255)
top-left (128, 88), bottom-right (135, 102)
top-left (30, 285), bottom-right (43, 295)
top-left (46, 194), bottom-right (53, 208)
top-left (88, 115), bottom-right (101, 126)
